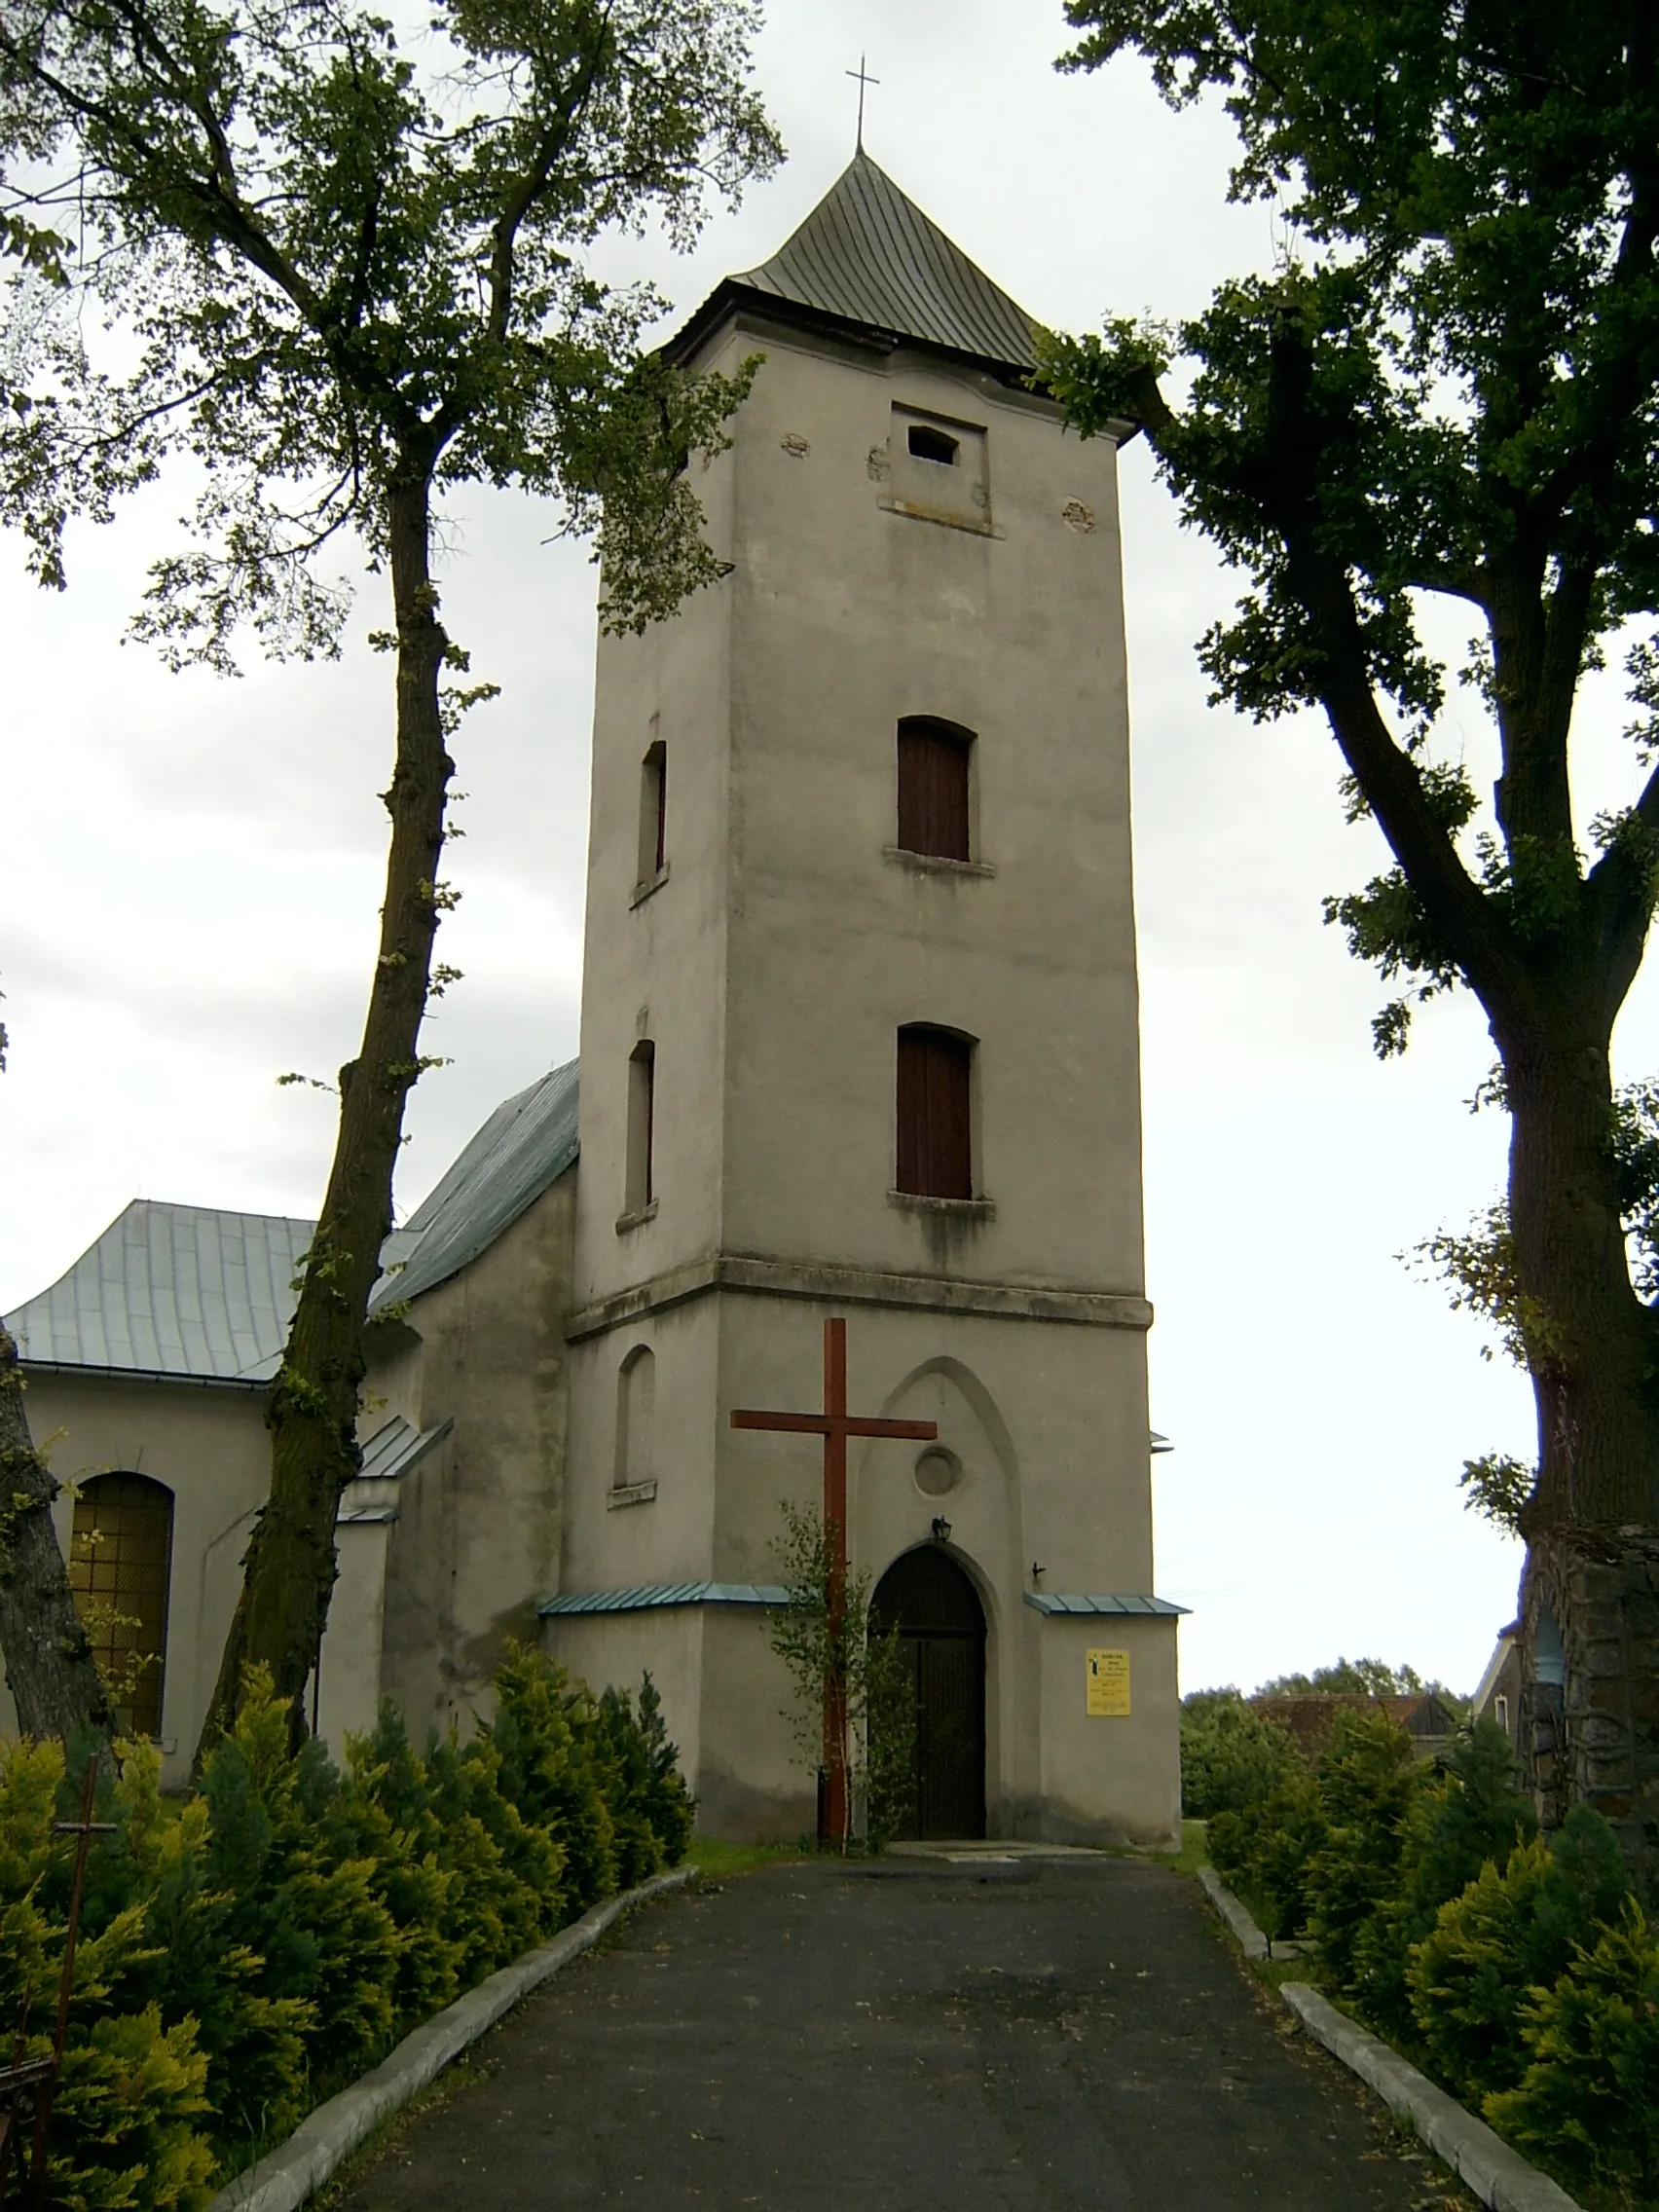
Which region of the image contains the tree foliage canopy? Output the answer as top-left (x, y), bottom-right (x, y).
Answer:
top-left (1041, 0), bottom-right (1659, 1538)
top-left (1042, 0), bottom-right (1659, 1059)
top-left (0, 0), bottom-right (781, 654)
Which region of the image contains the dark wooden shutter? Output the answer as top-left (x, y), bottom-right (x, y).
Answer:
top-left (641, 1045), bottom-right (655, 1206)
top-left (652, 746), bottom-right (667, 873)
top-left (897, 720), bottom-right (971, 862)
top-left (896, 1027), bottom-right (973, 1198)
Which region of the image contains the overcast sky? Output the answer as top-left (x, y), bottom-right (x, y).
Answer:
top-left (8, 0), bottom-right (1652, 1698)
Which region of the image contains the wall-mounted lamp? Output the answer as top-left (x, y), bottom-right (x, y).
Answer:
top-left (931, 1516), bottom-right (952, 1544)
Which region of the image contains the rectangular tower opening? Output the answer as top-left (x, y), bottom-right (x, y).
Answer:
top-left (897, 718), bottom-right (973, 862)
top-left (638, 740), bottom-right (667, 886)
top-left (896, 1026), bottom-right (974, 1199)
top-left (626, 1040), bottom-right (655, 1211)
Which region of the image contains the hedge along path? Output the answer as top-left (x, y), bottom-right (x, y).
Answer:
top-left (1196, 1868), bottom-right (1585, 2212)
top-left (210, 1866), bottom-right (694, 2212)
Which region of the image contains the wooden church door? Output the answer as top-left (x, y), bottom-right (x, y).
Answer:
top-left (871, 1547), bottom-right (987, 1839)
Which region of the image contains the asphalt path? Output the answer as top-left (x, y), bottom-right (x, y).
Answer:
top-left (332, 1855), bottom-right (1456, 2211)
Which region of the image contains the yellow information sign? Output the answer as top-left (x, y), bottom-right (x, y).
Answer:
top-left (1087, 1648), bottom-right (1131, 1717)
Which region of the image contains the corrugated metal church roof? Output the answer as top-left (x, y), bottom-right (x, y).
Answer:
top-left (670, 152), bottom-right (1038, 381)
top-left (7, 1199), bottom-right (313, 1384)
top-left (9, 1059), bottom-right (581, 1382)
top-left (371, 1057), bottom-right (578, 1312)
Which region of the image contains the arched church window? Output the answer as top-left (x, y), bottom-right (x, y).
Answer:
top-left (896, 1026), bottom-right (974, 1200)
top-left (615, 1345), bottom-right (656, 1492)
top-left (67, 1472), bottom-right (173, 1737)
top-left (625, 1040), bottom-right (655, 1213)
top-left (897, 719), bottom-right (973, 863)
top-left (638, 739), bottom-right (667, 887)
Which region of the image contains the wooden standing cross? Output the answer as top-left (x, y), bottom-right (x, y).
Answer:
top-left (731, 1317), bottom-right (936, 1845)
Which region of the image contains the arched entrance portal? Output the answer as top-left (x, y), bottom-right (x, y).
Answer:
top-left (870, 1547), bottom-right (986, 1839)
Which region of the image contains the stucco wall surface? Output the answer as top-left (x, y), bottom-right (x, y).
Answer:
top-left (0, 1371), bottom-right (271, 1788)
top-left (360, 1173), bottom-right (576, 1746)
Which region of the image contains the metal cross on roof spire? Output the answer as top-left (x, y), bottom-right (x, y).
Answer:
top-left (844, 55), bottom-right (879, 151)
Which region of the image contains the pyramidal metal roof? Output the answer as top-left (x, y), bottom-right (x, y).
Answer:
top-left (671, 152), bottom-right (1038, 381)
top-left (7, 1199), bottom-right (313, 1384)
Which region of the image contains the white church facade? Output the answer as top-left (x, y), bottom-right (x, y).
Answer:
top-left (4, 155), bottom-right (1183, 1846)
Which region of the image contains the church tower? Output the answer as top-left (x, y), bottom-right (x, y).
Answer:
top-left (543, 154), bottom-right (1182, 1844)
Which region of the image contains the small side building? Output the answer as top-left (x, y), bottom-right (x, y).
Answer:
top-left (1, 1063), bottom-right (578, 1784)
top-left (1470, 1623), bottom-right (1522, 1751)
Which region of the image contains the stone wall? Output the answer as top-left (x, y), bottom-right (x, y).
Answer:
top-left (1521, 1527), bottom-right (1659, 1885)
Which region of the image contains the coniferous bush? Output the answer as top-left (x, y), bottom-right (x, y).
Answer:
top-left (1208, 1770), bottom-right (1326, 1941)
top-left (1194, 1686), bottom-right (1653, 2199)
top-left (1406, 1804), bottom-right (1632, 2102)
top-left (1348, 1721), bottom-right (1537, 2039)
top-left (0, 1641), bottom-right (692, 2207)
top-left (1485, 1902), bottom-right (1659, 2204)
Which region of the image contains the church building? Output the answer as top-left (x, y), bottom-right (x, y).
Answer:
top-left (3, 154), bottom-right (1183, 1846)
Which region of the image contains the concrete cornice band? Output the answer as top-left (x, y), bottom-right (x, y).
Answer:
top-left (208, 1866), bottom-right (694, 2212)
top-left (565, 1250), bottom-right (1154, 1345)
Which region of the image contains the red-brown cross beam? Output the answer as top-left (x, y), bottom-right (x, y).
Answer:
top-left (730, 1316), bottom-right (937, 1844)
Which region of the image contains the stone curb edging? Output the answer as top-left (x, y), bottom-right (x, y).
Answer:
top-left (1281, 1985), bottom-right (1584, 2212)
top-left (1195, 1865), bottom-right (1308, 1960)
top-left (1195, 1866), bottom-right (1583, 2211)
top-left (1197, 1864), bottom-right (1271, 1959)
top-left (208, 1864), bottom-right (696, 2212)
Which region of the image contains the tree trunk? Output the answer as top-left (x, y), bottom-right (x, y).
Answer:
top-left (1499, 1020), bottom-right (1659, 1533)
top-left (195, 457), bottom-right (453, 1762)
top-left (0, 1321), bottom-right (116, 1743)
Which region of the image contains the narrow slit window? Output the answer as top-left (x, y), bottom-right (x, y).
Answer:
top-left (897, 719), bottom-right (972, 862)
top-left (626, 1041), bottom-right (655, 1211)
top-left (896, 1026), bottom-right (974, 1199)
top-left (907, 424), bottom-right (959, 465)
top-left (638, 740), bottom-right (667, 883)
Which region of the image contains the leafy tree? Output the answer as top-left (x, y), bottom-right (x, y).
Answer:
top-left (1178, 1686), bottom-right (1305, 1817)
top-left (0, 0), bottom-right (780, 1753)
top-left (1040, 0), bottom-right (1659, 1544)
top-left (769, 1503), bottom-right (917, 1852)
top-left (1257, 1657), bottom-right (1429, 1699)
top-left (0, 1320), bottom-right (116, 1742)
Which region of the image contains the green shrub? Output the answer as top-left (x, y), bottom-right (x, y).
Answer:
top-left (486, 1646), bottom-right (616, 1911)
top-left (595, 1675), bottom-right (695, 1884)
top-left (1, 1643), bottom-right (693, 2207)
top-left (0, 1738), bottom-right (218, 2211)
top-left (1305, 1707), bottom-right (1428, 1992)
top-left (1486, 1900), bottom-right (1659, 2203)
top-left (1209, 1770), bottom-right (1327, 1940)
top-left (1349, 1721), bottom-right (1536, 2038)
top-left (1179, 1690), bottom-right (1305, 1820)
top-left (1407, 1803), bottom-right (1632, 2102)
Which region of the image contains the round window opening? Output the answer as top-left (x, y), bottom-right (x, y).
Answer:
top-left (913, 1448), bottom-right (960, 1498)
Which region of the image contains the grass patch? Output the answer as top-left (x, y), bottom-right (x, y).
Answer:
top-left (685, 1835), bottom-right (816, 1877)
top-left (1122, 1817), bottom-right (1208, 1876)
